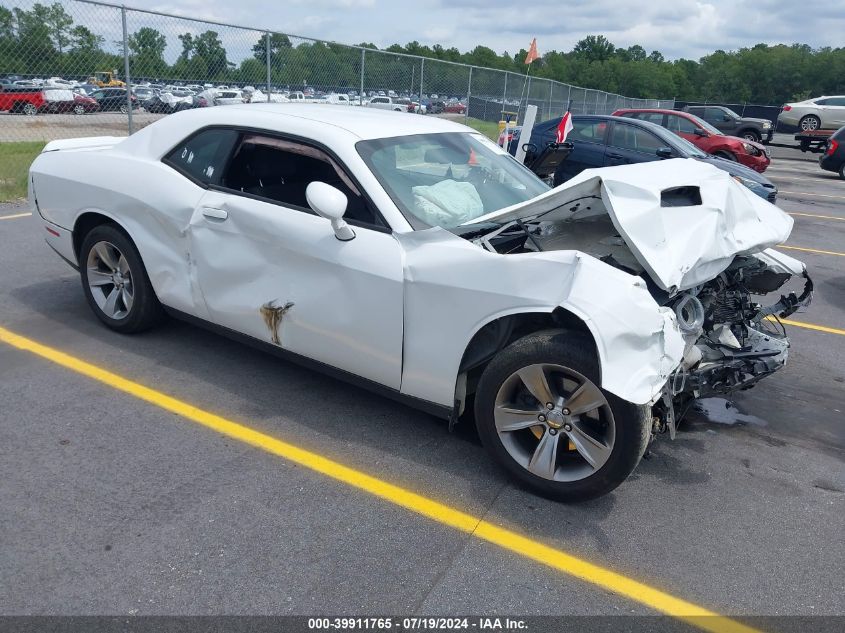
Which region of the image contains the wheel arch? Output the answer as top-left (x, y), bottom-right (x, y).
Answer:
top-left (453, 306), bottom-right (600, 416)
top-left (72, 210), bottom-right (131, 261)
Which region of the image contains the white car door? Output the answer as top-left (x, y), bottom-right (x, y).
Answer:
top-left (826, 97), bottom-right (845, 126)
top-left (187, 133), bottom-right (404, 389)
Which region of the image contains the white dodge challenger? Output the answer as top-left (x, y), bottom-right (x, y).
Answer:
top-left (29, 104), bottom-right (812, 500)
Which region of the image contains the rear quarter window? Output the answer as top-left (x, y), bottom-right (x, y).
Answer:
top-left (163, 128), bottom-right (239, 187)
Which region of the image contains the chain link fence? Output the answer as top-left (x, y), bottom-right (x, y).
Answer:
top-left (0, 0), bottom-right (674, 142)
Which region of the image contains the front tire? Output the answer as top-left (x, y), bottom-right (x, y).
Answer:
top-left (79, 224), bottom-right (164, 333)
top-left (474, 330), bottom-right (650, 502)
top-left (839, 164), bottom-right (845, 181)
top-left (22, 103), bottom-right (37, 116)
top-left (741, 129), bottom-right (761, 143)
top-left (73, 104), bottom-right (86, 115)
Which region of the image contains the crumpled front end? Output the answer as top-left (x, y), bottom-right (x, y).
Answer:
top-left (653, 249), bottom-right (813, 433)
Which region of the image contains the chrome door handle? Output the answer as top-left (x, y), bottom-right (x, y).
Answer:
top-left (201, 207), bottom-right (228, 221)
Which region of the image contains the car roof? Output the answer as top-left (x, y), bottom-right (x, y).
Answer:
top-left (613, 108), bottom-right (684, 115)
top-left (118, 102), bottom-right (474, 159)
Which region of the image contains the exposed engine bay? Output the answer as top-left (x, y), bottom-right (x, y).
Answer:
top-left (459, 208), bottom-right (813, 434)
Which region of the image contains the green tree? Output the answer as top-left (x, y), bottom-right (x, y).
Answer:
top-left (128, 27), bottom-right (167, 77)
top-left (573, 35), bottom-right (615, 63)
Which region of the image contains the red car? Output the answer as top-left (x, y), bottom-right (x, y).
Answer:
top-left (41, 89), bottom-right (100, 115)
top-left (612, 108), bottom-right (770, 173)
top-left (0, 86), bottom-right (45, 115)
top-left (444, 102), bottom-right (467, 114)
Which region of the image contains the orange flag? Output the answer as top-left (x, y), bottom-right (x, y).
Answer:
top-left (524, 38), bottom-right (539, 64)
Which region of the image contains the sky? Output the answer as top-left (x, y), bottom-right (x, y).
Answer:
top-left (134, 0), bottom-right (844, 61)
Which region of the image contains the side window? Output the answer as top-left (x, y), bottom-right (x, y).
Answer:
top-left (827, 97), bottom-right (845, 106)
top-left (704, 107), bottom-right (726, 121)
top-left (609, 123), bottom-right (664, 154)
top-left (814, 98), bottom-right (830, 105)
top-left (639, 112), bottom-right (665, 126)
top-left (91, 91), bottom-right (104, 99)
top-left (666, 114), bottom-right (699, 134)
top-left (221, 134), bottom-right (384, 229)
top-left (570, 119), bottom-right (608, 144)
top-left (164, 128), bottom-right (238, 186)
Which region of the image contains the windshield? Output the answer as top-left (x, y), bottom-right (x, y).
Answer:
top-left (671, 134), bottom-right (709, 158)
top-left (357, 132), bottom-right (549, 228)
top-left (688, 113), bottom-right (724, 136)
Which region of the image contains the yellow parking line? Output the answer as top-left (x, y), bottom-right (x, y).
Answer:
top-left (780, 191), bottom-right (845, 200)
top-left (778, 245), bottom-right (845, 257)
top-left (0, 212), bottom-right (32, 220)
top-left (773, 318), bottom-right (845, 337)
top-left (0, 324), bottom-right (760, 633)
top-left (788, 212), bottom-right (845, 221)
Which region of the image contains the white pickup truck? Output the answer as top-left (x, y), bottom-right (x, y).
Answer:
top-left (365, 96), bottom-right (406, 112)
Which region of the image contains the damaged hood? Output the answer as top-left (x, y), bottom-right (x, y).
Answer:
top-left (465, 159), bottom-right (793, 292)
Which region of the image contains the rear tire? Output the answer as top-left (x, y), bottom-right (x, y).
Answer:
top-left (474, 330), bottom-right (650, 502)
top-left (73, 104), bottom-right (86, 115)
top-left (79, 224), bottom-right (165, 334)
top-left (119, 103), bottom-right (128, 114)
top-left (22, 103), bottom-right (37, 116)
top-left (799, 115), bottom-right (820, 131)
top-left (839, 164), bottom-right (845, 181)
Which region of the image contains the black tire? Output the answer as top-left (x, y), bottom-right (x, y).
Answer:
top-left (714, 150), bottom-right (737, 162)
top-left (22, 103), bottom-right (37, 116)
top-left (119, 103), bottom-right (128, 114)
top-left (474, 330), bottom-right (650, 502)
top-left (839, 164), bottom-right (845, 181)
top-left (740, 129), bottom-right (761, 143)
top-left (79, 224), bottom-right (165, 334)
top-left (73, 104), bottom-right (86, 115)
top-left (799, 115), bottom-right (820, 132)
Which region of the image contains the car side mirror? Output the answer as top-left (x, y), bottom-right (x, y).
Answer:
top-left (694, 128), bottom-right (708, 137)
top-left (656, 147), bottom-right (674, 159)
top-left (305, 181), bottom-right (355, 241)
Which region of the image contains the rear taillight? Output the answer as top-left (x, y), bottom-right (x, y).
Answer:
top-left (826, 140), bottom-right (839, 156)
top-left (782, 105), bottom-right (792, 111)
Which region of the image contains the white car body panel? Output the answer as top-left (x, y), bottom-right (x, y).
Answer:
top-left (28, 104), bottom-right (801, 413)
top-left (397, 228), bottom-right (684, 406)
top-left (189, 188), bottom-right (404, 388)
top-left (466, 159), bottom-right (793, 292)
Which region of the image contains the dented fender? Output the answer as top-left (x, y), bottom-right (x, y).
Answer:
top-left (397, 228), bottom-right (685, 408)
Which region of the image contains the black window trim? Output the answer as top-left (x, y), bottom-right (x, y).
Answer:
top-left (161, 124), bottom-right (392, 233)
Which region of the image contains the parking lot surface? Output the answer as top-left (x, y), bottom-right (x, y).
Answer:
top-left (1, 142), bottom-right (843, 629)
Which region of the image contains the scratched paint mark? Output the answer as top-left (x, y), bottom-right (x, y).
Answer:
top-left (260, 300), bottom-right (294, 346)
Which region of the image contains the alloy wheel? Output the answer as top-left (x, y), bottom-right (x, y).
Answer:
top-left (86, 241), bottom-right (134, 320)
top-left (493, 363), bottom-right (615, 482)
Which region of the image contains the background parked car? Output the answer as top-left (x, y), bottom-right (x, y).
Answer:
top-left (506, 114), bottom-right (778, 202)
top-left (365, 96), bottom-right (406, 111)
top-left (819, 125), bottom-right (845, 179)
top-left (613, 108), bottom-right (770, 172)
top-left (778, 96), bottom-right (845, 132)
top-left (0, 85), bottom-right (44, 115)
top-left (444, 101), bottom-right (467, 114)
top-left (682, 105), bottom-right (773, 143)
top-left (41, 89), bottom-right (98, 114)
top-left (89, 88), bottom-right (137, 113)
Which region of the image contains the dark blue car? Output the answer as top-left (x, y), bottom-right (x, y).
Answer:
top-left (507, 115), bottom-right (778, 202)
